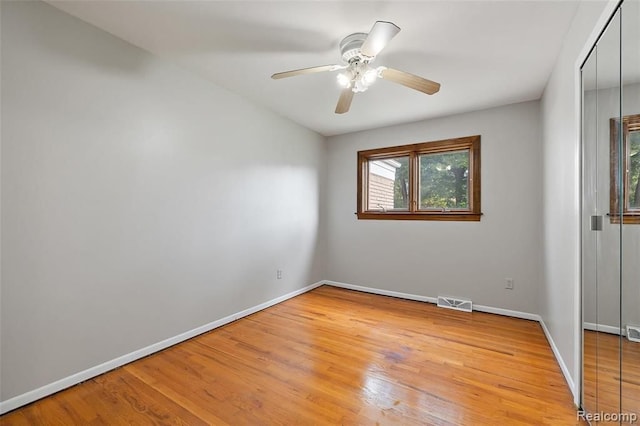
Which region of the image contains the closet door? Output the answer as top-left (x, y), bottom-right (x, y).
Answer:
top-left (581, 6), bottom-right (622, 419)
top-left (620, 0), bottom-right (640, 420)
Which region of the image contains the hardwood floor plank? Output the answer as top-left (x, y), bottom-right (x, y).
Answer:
top-left (1, 286), bottom-right (583, 425)
top-left (583, 330), bottom-right (640, 421)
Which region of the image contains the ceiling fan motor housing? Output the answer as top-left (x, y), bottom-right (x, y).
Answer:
top-left (340, 33), bottom-right (368, 63)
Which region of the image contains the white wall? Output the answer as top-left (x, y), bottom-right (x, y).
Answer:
top-left (539, 0), bottom-right (610, 400)
top-left (326, 101), bottom-right (542, 314)
top-left (0, 1), bottom-right (326, 402)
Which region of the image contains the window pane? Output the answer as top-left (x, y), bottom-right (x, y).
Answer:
top-left (367, 156), bottom-right (409, 210)
top-left (629, 131), bottom-right (640, 209)
top-left (419, 150), bottom-right (469, 210)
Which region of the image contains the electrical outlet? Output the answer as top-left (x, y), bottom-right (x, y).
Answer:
top-left (505, 278), bottom-right (514, 290)
top-left (277, 269), bottom-right (283, 280)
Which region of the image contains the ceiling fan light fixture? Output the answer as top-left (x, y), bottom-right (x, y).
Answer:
top-left (350, 63), bottom-right (377, 93)
top-left (337, 72), bottom-right (351, 88)
top-left (362, 68), bottom-right (378, 85)
top-left (353, 79), bottom-right (369, 93)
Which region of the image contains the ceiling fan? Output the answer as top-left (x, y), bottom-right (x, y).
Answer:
top-left (271, 21), bottom-right (440, 114)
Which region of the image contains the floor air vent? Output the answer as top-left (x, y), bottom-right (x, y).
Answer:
top-left (627, 325), bottom-right (640, 343)
top-left (437, 296), bottom-right (472, 313)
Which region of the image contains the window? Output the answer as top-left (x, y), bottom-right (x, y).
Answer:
top-left (610, 114), bottom-right (640, 224)
top-left (357, 135), bottom-right (481, 221)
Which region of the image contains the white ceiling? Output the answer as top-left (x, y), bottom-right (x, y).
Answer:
top-left (47, 0), bottom-right (582, 136)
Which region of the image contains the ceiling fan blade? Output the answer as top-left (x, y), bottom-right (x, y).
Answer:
top-left (380, 67), bottom-right (441, 95)
top-left (360, 21), bottom-right (400, 58)
top-left (335, 88), bottom-right (354, 114)
top-left (271, 64), bottom-right (345, 80)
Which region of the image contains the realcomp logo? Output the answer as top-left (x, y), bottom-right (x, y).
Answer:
top-left (577, 410), bottom-right (638, 423)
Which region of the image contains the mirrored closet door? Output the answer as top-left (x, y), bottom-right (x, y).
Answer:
top-left (581, 0), bottom-right (640, 423)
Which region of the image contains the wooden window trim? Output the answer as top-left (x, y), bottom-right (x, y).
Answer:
top-left (357, 135), bottom-right (481, 221)
top-left (610, 114), bottom-right (640, 224)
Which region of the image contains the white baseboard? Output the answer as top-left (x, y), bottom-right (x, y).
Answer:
top-left (583, 322), bottom-right (625, 336)
top-left (323, 280), bottom-right (574, 397)
top-left (472, 304), bottom-right (540, 322)
top-left (324, 280), bottom-right (539, 320)
top-left (539, 319), bottom-right (575, 397)
top-left (0, 281), bottom-right (324, 415)
top-left (323, 280), bottom-right (438, 304)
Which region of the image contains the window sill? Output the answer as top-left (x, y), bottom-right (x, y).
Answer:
top-left (609, 213), bottom-right (640, 224)
top-left (357, 212), bottom-right (482, 221)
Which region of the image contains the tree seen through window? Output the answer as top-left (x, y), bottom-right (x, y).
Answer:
top-left (629, 130), bottom-right (639, 208)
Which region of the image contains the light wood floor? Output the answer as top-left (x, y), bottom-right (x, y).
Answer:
top-left (1, 286), bottom-right (582, 425)
top-left (583, 330), bottom-right (640, 421)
